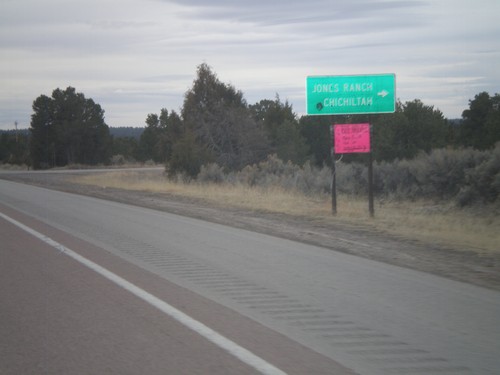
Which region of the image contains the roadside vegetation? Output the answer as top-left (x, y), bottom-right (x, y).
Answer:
top-left (73, 149), bottom-right (500, 253)
top-left (2, 63), bottom-right (499, 252)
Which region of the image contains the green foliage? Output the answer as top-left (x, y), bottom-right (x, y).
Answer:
top-left (20, 62), bottom-right (500, 203)
top-left (167, 130), bottom-right (213, 178)
top-left (197, 154), bottom-right (332, 196)
top-left (137, 108), bottom-right (183, 163)
top-left (372, 110), bottom-right (411, 161)
top-left (275, 120), bottom-right (310, 165)
top-left (404, 100), bottom-right (448, 151)
top-left (458, 92), bottom-right (500, 149)
top-left (29, 87), bottom-right (111, 169)
top-left (298, 115), bottom-right (332, 167)
top-left (457, 144), bottom-right (500, 205)
top-left (250, 96), bottom-right (309, 165)
top-left (372, 100), bottom-right (449, 162)
top-left (197, 163), bottom-right (226, 184)
top-left (373, 145), bottom-right (499, 205)
top-left (138, 113), bottom-right (161, 162)
top-left (235, 154), bottom-right (302, 188)
top-left (112, 137), bottom-right (139, 162)
top-left (299, 99), bottom-right (449, 165)
top-left (193, 144), bottom-right (500, 207)
top-left (0, 131), bottom-right (30, 165)
top-left (250, 96), bottom-right (295, 140)
top-left (29, 94), bottom-right (55, 168)
top-left (182, 63), bottom-right (270, 171)
top-left (336, 161), bottom-right (368, 195)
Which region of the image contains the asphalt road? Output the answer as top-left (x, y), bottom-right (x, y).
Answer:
top-left (1, 179), bottom-right (499, 374)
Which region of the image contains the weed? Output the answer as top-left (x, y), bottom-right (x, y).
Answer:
top-left (74, 168), bottom-right (499, 253)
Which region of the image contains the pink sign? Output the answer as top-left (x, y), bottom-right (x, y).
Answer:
top-left (333, 123), bottom-right (371, 154)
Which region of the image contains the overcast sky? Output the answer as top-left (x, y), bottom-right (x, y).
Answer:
top-left (1, 0), bottom-right (499, 130)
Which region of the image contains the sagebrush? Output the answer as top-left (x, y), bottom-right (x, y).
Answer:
top-left (196, 144), bottom-right (500, 207)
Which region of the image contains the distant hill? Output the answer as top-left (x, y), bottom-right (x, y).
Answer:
top-left (1, 127), bottom-right (144, 139)
top-left (448, 118), bottom-right (463, 126)
top-left (109, 127), bottom-right (144, 139)
top-left (0, 128), bottom-right (30, 136)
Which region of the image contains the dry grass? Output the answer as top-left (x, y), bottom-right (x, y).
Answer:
top-left (371, 201), bottom-right (499, 253)
top-left (73, 170), bottom-right (500, 253)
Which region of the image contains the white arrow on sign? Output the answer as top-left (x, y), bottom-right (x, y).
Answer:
top-left (377, 90), bottom-right (389, 98)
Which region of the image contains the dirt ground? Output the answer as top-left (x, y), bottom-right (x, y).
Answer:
top-left (2, 170), bottom-right (499, 292)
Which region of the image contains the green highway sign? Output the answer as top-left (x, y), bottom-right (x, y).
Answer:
top-left (306, 74), bottom-right (396, 115)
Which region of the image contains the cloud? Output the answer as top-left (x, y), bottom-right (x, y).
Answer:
top-left (1, 0), bottom-right (500, 129)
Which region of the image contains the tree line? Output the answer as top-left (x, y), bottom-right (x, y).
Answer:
top-left (1, 63), bottom-right (499, 172)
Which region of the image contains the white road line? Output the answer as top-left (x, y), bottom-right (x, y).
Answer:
top-left (1, 212), bottom-right (288, 375)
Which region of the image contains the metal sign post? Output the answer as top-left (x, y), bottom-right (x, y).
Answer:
top-left (333, 123), bottom-right (373, 216)
top-left (329, 125), bottom-right (337, 215)
top-left (307, 73), bottom-right (395, 216)
top-left (368, 125), bottom-right (375, 217)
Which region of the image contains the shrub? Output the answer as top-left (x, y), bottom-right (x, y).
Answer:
top-left (233, 154), bottom-right (301, 188)
top-left (411, 148), bottom-right (488, 199)
top-left (296, 161), bottom-right (331, 195)
top-left (197, 163), bottom-right (225, 184)
top-left (194, 154), bottom-right (332, 196)
top-left (374, 144), bottom-right (499, 205)
top-left (458, 144), bottom-right (500, 205)
top-left (111, 154), bottom-right (126, 165)
top-left (167, 131), bottom-right (213, 178)
top-left (190, 144), bottom-right (500, 207)
top-left (336, 161), bottom-right (367, 195)
top-left (375, 159), bottom-right (420, 199)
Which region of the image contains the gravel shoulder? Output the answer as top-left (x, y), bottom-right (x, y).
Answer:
top-left (2, 170), bottom-right (499, 292)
